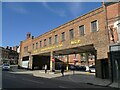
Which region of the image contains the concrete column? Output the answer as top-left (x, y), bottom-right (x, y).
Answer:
top-left (66, 55), bottom-right (69, 71)
top-left (29, 55), bottom-right (33, 70)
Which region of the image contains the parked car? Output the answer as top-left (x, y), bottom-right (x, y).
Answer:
top-left (75, 65), bottom-right (86, 71)
top-left (89, 65), bottom-right (95, 73)
top-left (69, 64), bottom-right (75, 70)
top-left (2, 63), bottom-right (10, 71)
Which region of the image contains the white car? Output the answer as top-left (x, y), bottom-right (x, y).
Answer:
top-left (89, 65), bottom-right (95, 73)
top-left (2, 64), bottom-right (10, 71)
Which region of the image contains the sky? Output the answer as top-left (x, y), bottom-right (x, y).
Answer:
top-left (2, 2), bottom-right (102, 47)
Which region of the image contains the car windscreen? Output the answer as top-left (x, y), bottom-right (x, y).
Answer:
top-left (3, 64), bottom-right (10, 66)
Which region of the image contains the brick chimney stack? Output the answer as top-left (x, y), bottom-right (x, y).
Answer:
top-left (10, 47), bottom-right (12, 50)
top-left (27, 32), bottom-right (31, 39)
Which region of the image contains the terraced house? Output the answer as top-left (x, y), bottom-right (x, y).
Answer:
top-left (18, 2), bottom-right (120, 79)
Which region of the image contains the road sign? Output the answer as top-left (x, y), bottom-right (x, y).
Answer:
top-left (73, 58), bottom-right (77, 62)
top-left (52, 57), bottom-right (55, 62)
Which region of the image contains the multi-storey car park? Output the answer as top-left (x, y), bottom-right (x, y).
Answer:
top-left (18, 2), bottom-right (120, 79)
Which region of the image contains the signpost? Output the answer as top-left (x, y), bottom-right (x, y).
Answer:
top-left (52, 57), bottom-right (55, 72)
top-left (73, 57), bottom-right (77, 75)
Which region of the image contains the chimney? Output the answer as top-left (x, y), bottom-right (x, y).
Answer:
top-left (27, 32), bottom-right (31, 39)
top-left (10, 47), bottom-right (12, 50)
top-left (6, 46), bottom-right (9, 49)
top-left (32, 36), bottom-right (34, 39)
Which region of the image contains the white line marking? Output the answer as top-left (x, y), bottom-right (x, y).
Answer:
top-left (22, 78), bottom-right (44, 84)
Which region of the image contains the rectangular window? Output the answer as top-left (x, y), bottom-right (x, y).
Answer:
top-left (40, 41), bottom-right (42, 47)
top-left (24, 46), bottom-right (28, 52)
top-left (79, 25), bottom-right (85, 36)
top-left (91, 20), bottom-right (98, 32)
top-left (49, 37), bottom-right (52, 45)
top-left (61, 32), bottom-right (65, 41)
top-left (36, 42), bottom-right (38, 49)
top-left (32, 44), bottom-right (34, 49)
top-left (55, 35), bottom-right (58, 44)
top-left (44, 39), bottom-right (47, 46)
top-left (69, 29), bottom-right (74, 39)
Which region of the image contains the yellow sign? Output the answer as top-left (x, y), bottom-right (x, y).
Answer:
top-left (71, 40), bottom-right (80, 45)
top-left (33, 49), bottom-right (39, 53)
top-left (41, 44), bottom-right (63, 51)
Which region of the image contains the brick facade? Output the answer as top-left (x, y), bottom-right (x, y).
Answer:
top-left (19, 2), bottom-right (120, 78)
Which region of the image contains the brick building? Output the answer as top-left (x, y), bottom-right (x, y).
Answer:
top-left (0, 46), bottom-right (19, 65)
top-left (105, 2), bottom-right (120, 85)
top-left (18, 2), bottom-right (120, 79)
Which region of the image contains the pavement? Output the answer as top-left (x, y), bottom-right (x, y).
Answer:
top-left (10, 65), bottom-right (119, 88)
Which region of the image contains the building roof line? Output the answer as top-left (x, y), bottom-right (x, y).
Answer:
top-left (23, 6), bottom-right (103, 42)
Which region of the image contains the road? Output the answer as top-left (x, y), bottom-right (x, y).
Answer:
top-left (2, 70), bottom-right (111, 89)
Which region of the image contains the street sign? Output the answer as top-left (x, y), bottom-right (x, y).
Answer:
top-left (52, 57), bottom-right (55, 62)
top-left (73, 58), bottom-right (77, 62)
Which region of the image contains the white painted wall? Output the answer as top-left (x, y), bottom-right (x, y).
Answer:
top-left (114, 20), bottom-right (120, 42)
top-left (22, 61), bottom-right (29, 68)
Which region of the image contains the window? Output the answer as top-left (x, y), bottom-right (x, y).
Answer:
top-left (40, 41), bottom-right (42, 47)
top-left (55, 35), bottom-right (58, 44)
top-left (44, 39), bottom-right (47, 46)
top-left (69, 29), bottom-right (74, 39)
top-left (61, 32), bottom-right (65, 41)
top-left (79, 25), bottom-right (85, 36)
top-left (91, 20), bottom-right (98, 32)
top-left (32, 44), bottom-right (34, 49)
top-left (49, 37), bottom-right (52, 45)
top-left (24, 46), bottom-right (28, 52)
top-left (36, 42), bottom-right (38, 49)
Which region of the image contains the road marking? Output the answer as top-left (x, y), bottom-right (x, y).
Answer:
top-left (22, 78), bottom-right (44, 84)
top-left (58, 86), bottom-right (68, 88)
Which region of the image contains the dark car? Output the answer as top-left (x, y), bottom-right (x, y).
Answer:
top-left (69, 65), bottom-right (75, 70)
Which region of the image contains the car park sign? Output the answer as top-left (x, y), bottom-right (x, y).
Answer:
top-left (73, 58), bottom-right (77, 62)
top-left (52, 57), bottom-right (55, 62)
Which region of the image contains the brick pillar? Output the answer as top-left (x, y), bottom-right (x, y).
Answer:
top-left (29, 55), bottom-right (33, 70)
top-left (18, 58), bottom-right (22, 68)
top-left (50, 51), bottom-right (55, 71)
top-left (66, 55), bottom-right (69, 71)
top-left (85, 53), bottom-right (89, 66)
